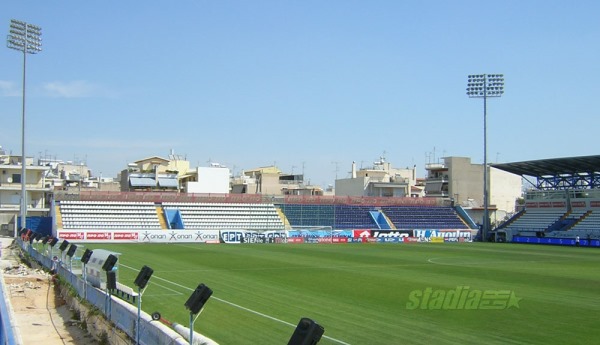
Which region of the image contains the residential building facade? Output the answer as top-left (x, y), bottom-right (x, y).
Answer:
top-left (0, 147), bottom-right (51, 235)
top-left (424, 156), bottom-right (522, 225)
top-left (335, 158), bottom-right (419, 198)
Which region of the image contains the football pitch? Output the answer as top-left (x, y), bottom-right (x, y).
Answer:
top-left (85, 242), bottom-right (600, 344)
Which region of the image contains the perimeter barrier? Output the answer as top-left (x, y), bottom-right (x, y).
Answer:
top-left (0, 275), bottom-right (19, 345)
top-left (16, 239), bottom-right (203, 345)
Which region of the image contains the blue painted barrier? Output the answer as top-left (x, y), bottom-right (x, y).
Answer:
top-left (0, 273), bottom-right (18, 345)
top-left (512, 236), bottom-right (600, 247)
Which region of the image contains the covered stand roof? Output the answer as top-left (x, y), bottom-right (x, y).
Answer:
top-left (491, 155), bottom-right (600, 190)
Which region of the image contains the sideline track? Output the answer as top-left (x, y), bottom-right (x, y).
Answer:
top-left (120, 263), bottom-right (351, 345)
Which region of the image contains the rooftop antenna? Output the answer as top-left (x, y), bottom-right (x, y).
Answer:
top-left (331, 161), bottom-right (340, 180)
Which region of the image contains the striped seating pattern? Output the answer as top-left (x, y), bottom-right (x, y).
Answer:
top-left (59, 200), bottom-right (162, 229)
top-left (163, 202), bottom-right (285, 230)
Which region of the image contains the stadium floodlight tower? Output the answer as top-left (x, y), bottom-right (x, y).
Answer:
top-left (466, 74), bottom-right (504, 242)
top-left (6, 19), bottom-right (42, 236)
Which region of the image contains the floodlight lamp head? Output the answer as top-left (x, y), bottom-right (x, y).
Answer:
top-left (134, 265), bottom-right (154, 289)
top-left (466, 73), bottom-right (505, 98)
top-left (58, 240), bottom-right (70, 252)
top-left (81, 249), bottom-right (93, 264)
top-left (48, 237), bottom-right (58, 247)
top-left (10, 19), bottom-right (26, 26)
top-left (288, 318), bottom-right (325, 345)
top-left (102, 254), bottom-right (118, 272)
top-left (9, 23), bottom-right (25, 32)
top-left (66, 244), bottom-right (78, 257)
top-left (184, 283), bottom-right (213, 314)
top-left (7, 19), bottom-right (42, 54)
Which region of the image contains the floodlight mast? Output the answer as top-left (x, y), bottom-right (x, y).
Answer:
top-left (7, 19), bottom-right (42, 236)
top-left (466, 74), bottom-right (504, 242)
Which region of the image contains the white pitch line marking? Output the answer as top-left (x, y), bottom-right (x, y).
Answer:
top-left (145, 280), bottom-right (183, 295)
top-left (120, 263), bottom-right (351, 345)
top-left (427, 257), bottom-right (536, 266)
top-left (143, 293), bottom-right (182, 297)
top-left (140, 262), bottom-right (429, 274)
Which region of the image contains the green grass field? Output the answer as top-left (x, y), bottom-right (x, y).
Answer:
top-left (84, 242), bottom-right (600, 345)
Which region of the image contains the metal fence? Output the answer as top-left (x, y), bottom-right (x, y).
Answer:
top-left (20, 240), bottom-right (190, 345)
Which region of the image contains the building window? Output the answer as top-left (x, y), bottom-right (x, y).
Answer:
top-left (12, 174), bottom-right (21, 183)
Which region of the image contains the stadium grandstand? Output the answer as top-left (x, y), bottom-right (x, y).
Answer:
top-left (492, 155), bottom-right (600, 247)
top-left (47, 191), bottom-right (477, 243)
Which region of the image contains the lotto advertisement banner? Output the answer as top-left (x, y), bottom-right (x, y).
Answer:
top-left (369, 230), bottom-right (414, 239)
top-left (350, 229), bottom-right (471, 242)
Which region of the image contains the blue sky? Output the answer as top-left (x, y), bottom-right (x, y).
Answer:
top-left (1, 1), bottom-right (599, 187)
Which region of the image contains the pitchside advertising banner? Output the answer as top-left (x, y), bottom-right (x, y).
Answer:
top-left (56, 228), bottom-right (473, 243)
top-left (219, 230), bottom-right (287, 244)
top-left (56, 230), bottom-right (287, 244)
top-left (512, 236), bottom-right (600, 247)
top-left (57, 230), bottom-right (220, 243)
top-left (352, 229), bottom-right (473, 243)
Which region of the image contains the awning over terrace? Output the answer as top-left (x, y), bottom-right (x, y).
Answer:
top-left (157, 178), bottom-right (179, 188)
top-left (130, 177), bottom-right (156, 187)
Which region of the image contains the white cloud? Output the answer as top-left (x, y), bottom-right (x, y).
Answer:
top-left (0, 80), bottom-right (20, 97)
top-left (42, 80), bottom-right (113, 98)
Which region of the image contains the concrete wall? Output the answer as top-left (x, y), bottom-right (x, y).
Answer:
top-left (490, 167), bottom-right (522, 214)
top-left (187, 167), bottom-right (230, 194)
top-left (335, 177), bottom-right (368, 196)
top-left (0, 273), bottom-right (20, 344)
top-left (443, 157), bottom-right (521, 215)
top-left (447, 157), bottom-right (484, 206)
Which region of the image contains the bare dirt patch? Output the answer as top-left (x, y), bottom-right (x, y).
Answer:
top-left (1, 238), bottom-right (99, 344)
